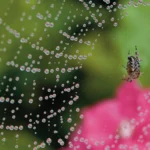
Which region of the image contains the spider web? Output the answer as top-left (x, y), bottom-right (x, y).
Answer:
top-left (0, 0), bottom-right (149, 149)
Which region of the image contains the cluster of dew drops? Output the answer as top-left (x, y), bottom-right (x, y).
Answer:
top-left (0, 0), bottom-right (149, 149)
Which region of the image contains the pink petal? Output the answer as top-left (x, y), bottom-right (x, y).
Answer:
top-left (62, 100), bottom-right (122, 150)
top-left (61, 81), bottom-right (150, 150)
top-left (131, 89), bottom-right (150, 141)
top-left (117, 81), bottom-right (142, 118)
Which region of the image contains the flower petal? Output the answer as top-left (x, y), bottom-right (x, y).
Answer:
top-left (117, 81), bottom-right (141, 118)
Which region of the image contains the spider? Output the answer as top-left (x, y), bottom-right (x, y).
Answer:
top-left (122, 46), bottom-right (142, 82)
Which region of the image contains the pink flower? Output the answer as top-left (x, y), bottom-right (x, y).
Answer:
top-left (62, 81), bottom-right (150, 150)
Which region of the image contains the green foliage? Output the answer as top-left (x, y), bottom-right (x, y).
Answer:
top-left (0, 0), bottom-right (150, 149)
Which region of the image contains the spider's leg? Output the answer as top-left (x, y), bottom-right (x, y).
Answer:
top-left (138, 57), bottom-right (142, 62)
top-left (127, 77), bottom-right (132, 82)
top-left (140, 72), bottom-right (144, 76)
top-left (135, 45), bottom-right (139, 59)
top-left (122, 78), bottom-right (126, 81)
top-left (122, 75), bottom-right (128, 81)
top-left (128, 50), bottom-right (130, 56)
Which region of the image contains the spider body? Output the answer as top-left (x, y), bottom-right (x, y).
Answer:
top-left (123, 46), bottom-right (141, 82)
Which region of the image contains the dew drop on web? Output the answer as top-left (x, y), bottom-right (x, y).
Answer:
top-left (0, 0), bottom-right (149, 149)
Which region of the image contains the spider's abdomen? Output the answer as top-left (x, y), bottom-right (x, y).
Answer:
top-left (127, 56), bottom-right (140, 72)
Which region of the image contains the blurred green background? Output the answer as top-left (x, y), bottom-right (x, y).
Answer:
top-left (0, 0), bottom-right (150, 149)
